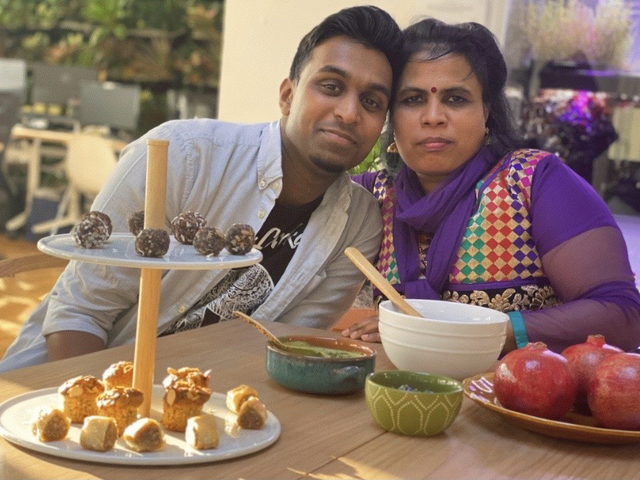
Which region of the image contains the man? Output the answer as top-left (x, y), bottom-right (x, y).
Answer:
top-left (0, 6), bottom-right (402, 372)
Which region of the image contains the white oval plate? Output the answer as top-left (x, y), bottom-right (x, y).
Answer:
top-left (0, 386), bottom-right (280, 466)
top-left (38, 233), bottom-right (262, 270)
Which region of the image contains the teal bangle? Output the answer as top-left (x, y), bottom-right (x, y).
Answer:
top-left (508, 311), bottom-right (529, 349)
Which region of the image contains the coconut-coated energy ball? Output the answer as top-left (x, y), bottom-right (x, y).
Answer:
top-left (135, 228), bottom-right (170, 257)
top-left (127, 210), bottom-right (145, 236)
top-left (74, 217), bottom-right (109, 249)
top-left (171, 211), bottom-right (206, 245)
top-left (84, 211), bottom-right (112, 237)
top-left (193, 226), bottom-right (226, 256)
top-left (224, 223), bottom-right (255, 255)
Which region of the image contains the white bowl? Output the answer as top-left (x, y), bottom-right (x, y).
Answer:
top-left (379, 299), bottom-right (508, 331)
top-left (378, 300), bottom-right (509, 380)
top-left (379, 320), bottom-right (504, 353)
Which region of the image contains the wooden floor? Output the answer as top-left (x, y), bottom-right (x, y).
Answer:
top-left (0, 233), bottom-right (65, 359)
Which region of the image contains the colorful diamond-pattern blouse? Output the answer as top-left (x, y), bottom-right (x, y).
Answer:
top-left (365, 149), bottom-right (561, 313)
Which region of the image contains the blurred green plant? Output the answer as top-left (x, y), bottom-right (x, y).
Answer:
top-left (349, 136), bottom-right (384, 175)
top-left (0, 0), bottom-right (224, 141)
top-left (0, 0), bottom-right (78, 30)
top-left (138, 88), bottom-right (168, 135)
top-left (0, 0), bottom-right (223, 88)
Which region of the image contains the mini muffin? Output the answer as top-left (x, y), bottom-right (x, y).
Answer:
top-left (58, 375), bottom-right (105, 423)
top-left (161, 367), bottom-right (212, 432)
top-left (102, 360), bottom-right (134, 389)
top-left (123, 417), bottom-right (165, 452)
top-left (31, 407), bottom-right (71, 442)
top-left (185, 414), bottom-right (219, 450)
top-left (96, 386), bottom-right (144, 436)
top-left (80, 415), bottom-right (118, 452)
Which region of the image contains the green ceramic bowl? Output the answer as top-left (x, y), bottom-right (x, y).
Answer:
top-left (365, 370), bottom-right (463, 436)
top-left (266, 335), bottom-right (376, 395)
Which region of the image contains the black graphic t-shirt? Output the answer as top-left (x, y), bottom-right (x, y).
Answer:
top-left (162, 195), bottom-right (323, 334)
top-left (255, 194), bottom-right (323, 286)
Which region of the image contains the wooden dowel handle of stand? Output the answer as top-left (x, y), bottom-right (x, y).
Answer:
top-left (133, 139), bottom-right (169, 417)
top-left (142, 140), bottom-right (169, 229)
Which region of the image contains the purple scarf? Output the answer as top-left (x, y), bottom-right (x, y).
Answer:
top-left (392, 147), bottom-right (496, 299)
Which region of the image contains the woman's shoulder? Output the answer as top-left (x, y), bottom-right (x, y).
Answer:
top-left (350, 169), bottom-right (391, 192)
top-left (501, 148), bottom-right (560, 167)
top-left (494, 148), bottom-right (570, 186)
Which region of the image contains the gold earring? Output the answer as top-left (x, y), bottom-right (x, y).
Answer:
top-left (386, 141), bottom-right (398, 153)
top-left (484, 127), bottom-right (491, 146)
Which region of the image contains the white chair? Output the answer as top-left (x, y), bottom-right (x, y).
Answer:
top-left (31, 133), bottom-right (118, 235)
top-left (0, 92), bottom-right (23, 197)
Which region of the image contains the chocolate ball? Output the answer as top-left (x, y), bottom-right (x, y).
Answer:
top-left (74, 217), bottom-right (109, 249)
top-left (225, 223), bottom-right (255, 255)
top-left (127, 210), bottom-right (145, 236)
top-left (171, 211), bottom-right (206, 245)
top-left (193, 227), bottom-right (225, 256)
top-left (134, 228), bottom-right (170, 257)
top-left (84, 211), bottom-right (112, 237)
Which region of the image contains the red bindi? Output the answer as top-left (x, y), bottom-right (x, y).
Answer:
top-left (431, 87), bottom-right (437, 93)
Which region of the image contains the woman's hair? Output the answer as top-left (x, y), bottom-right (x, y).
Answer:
top-left (382, 18), bottom-right (521, 175)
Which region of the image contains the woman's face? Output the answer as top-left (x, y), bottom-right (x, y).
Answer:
top-left (392, 52), bottom-right (489, 193)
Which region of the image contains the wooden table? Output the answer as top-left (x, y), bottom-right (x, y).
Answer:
top-left (4, 125), bottom-right (127, 234)
top-left (1, 320), bottom-right (638, 479)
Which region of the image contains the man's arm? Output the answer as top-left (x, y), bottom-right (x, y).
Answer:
top-left (46, 331), bottom-right (106, 361)
top-left (40, 136), bottom-right (153, 357)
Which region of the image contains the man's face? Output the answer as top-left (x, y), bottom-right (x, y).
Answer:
top-left (279, 36), bottom-right (392, 175)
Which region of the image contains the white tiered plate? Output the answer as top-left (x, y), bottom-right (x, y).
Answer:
top-left (38, 233), bottom-right (262, 270)
top-left (0, 386), bottom-right (280, 466)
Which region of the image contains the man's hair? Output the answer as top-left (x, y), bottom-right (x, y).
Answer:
top-left (289, 5), bottom-right (403, 90)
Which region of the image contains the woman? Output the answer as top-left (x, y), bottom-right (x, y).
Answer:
top-left (344, 18), bottom-right (640, 354)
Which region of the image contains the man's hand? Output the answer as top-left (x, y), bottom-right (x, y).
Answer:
top-left (341, 314), bottom-right (381, 343)
top-left (46, 331), bottom-right (105, 361)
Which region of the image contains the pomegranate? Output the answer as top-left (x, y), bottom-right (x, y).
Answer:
top-left (561, 335), bottom-right (623, 414)
top-left (588, 353), bottom-right (640, 430)
top-left (494, 342), bottom-right (577, 420)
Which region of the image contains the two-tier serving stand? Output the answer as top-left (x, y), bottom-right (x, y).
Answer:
top-left (37, 139), bottom-right (262, 416)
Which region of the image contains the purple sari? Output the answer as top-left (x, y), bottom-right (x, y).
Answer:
top-left (393, 146), bottom-right (496, 298)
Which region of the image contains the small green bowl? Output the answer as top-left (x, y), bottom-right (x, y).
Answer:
top-left (365, 370), bottom-right (463, 436)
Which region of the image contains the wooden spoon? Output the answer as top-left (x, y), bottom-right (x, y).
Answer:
top-left (233, 311), bottom-right (325, 355)
top-left (344, 247), bottom-right (423, 318)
